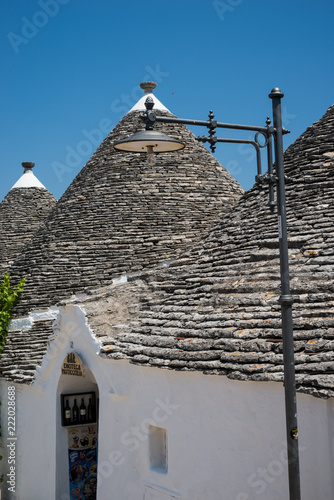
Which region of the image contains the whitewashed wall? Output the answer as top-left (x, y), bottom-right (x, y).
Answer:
top-left (0, 305), bottom-right (333, 500)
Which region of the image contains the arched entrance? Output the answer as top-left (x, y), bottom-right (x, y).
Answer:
top-left (56, 353), bottom-right (99, 500)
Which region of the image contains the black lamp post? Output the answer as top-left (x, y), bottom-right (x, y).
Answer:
top-left (114, 88), bottom-right (301, 500)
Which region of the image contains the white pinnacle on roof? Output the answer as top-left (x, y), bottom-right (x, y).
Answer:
top-left (127, 81), bottom-right (170, 113)
top-left (10, 162), bottom-right (47, 190)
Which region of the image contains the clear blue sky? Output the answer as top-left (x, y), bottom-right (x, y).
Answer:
top-left (1, 0), bottom-right (333, 202)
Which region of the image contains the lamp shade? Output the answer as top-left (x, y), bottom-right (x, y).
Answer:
top-left (113, 130), bottom-right (185, 153)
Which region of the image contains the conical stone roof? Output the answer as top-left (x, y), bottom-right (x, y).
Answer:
top-left (75, 104), bottom-right (334, 398)
top-left (0, 163), bottom-right (57, 276)
top-left (11, 84), bottom-right (243, 314)
top-left (2, 104), bottom-right (334, 394)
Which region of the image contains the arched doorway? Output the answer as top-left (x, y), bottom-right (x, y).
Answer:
top-left (56, 353), bottom-right (99, 500)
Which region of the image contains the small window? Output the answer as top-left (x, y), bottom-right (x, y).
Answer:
top-left (149, 425), bottom-right (168, 473)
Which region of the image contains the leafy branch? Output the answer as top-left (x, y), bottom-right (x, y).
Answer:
top-left (0, 272), bottom-right (26, 355)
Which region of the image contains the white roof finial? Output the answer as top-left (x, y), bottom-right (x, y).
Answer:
top-left (22, 161), bottom-right (35, 172)
top-left (140, 81), bottom-right (157, 94)
top-left (127, 82), bottom-right (169, 114)
top-left (10, 162), bottom-right (47, 190)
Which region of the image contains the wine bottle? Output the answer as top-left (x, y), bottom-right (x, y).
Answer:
top-left (87, 398), bottom-right (94, 422)
top-left (72, 399), bottom-right (79, 424)
top-left (64, 399), bottom-right (71, 425)
top-left (80, 398), bottom-right (86, 423)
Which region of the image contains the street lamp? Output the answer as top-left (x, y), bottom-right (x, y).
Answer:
top-left (114, 88), bottom-right (301, 500)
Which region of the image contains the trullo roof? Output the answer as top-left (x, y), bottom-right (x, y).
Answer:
top-left (0, 162), bottom-right (56, 276)
top-left (2, 102), bottom-right (334, 397)
top-left (10, 83), bottom-right (243, 314)
top-left (72, 104), bottom-right (334, 399)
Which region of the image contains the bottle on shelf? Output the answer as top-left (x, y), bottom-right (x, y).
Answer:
top-left (72, 399), bottom-right (79, 424)
top-left (80, 398), bottom-right (87, 423)
top-left (87, 398), bottom-right (95, 423)
top-left (64, 399), bottom-right (71, 425)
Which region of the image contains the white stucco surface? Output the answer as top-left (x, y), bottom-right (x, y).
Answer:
top-left (10, 168), bottom-right (47, 190)
top-left (1, 305), bottom-right (333, 500)
top-left (128, 93), bottom-right (170, 113)
top-left (9, 307), bottom-right (59, 331)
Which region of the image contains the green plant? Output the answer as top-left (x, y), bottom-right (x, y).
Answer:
top-left (0, 272), bottom-right (26, 355)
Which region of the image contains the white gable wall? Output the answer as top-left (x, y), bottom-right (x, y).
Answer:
top-left (1, 305), bottom-right (105, 500)
top-left (95, 362), bottom-right (334, 500)
top-left (1, 304), bottom-right (333, 499)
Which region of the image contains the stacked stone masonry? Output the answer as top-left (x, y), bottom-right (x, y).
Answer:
top-left (0, 187), bottom-right (56, 276)
top-left (78, 104), bottom-right (334, 399)
top-left (9, 110), bottom-right (243, 314)
top-left (1, 104), bottom-right (334, 399)
top-left (0, 319), bottom-right (54, 382)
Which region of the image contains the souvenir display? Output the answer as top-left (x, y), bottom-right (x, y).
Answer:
top-left (68, 424), bottom-right (98, 500)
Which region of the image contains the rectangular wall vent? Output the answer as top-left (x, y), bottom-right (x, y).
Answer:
top-left (149, 425), bottom-right (168, 473)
